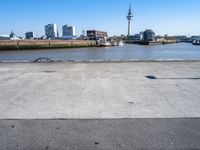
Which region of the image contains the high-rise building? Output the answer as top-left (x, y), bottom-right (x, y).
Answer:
top-left (62, 25), bottom-right (76, 40)
top-left (25, 32), bottom-right (35, 39)
top-left (63, 25), bottom-right (76, 36)
top-left (45, 24), bottom-right (58, 39)
top-left (62, 25), bottom-right (76, 39)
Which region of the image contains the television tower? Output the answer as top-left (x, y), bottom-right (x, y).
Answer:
top-left (127, 3), bottom-right (133, 37)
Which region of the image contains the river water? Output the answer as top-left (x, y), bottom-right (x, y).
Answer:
top-left (0, 43), bottom-right (200, 62)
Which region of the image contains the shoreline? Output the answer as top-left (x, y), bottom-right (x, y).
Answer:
top-left (1, 59), bottom-right (200, 63)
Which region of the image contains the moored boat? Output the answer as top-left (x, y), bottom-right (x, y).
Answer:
top-left (100, 41), bottom-right (112, 47)
top-left (192, 39), bottom-right (200, 45)
top-left (112, 42), bottom-right (118, 46)
top-left (118, 41), bottom-right (124, 46)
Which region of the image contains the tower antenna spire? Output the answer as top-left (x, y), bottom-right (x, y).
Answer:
top-left (127, 2), bottom-right (133, 38)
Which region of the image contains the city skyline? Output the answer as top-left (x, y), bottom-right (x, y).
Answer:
top-left (0, 0), bottom-right (200, 37)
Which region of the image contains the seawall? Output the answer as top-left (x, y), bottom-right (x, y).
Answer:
top-left (0, 40), bottom-right (96, 50)
top-left (126, 40), bottom-right (177, 45)
top-left (140, 40), bottom-right (177, 45)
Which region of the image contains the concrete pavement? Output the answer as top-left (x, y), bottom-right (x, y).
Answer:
top-left (1, 118), bottom-right (200, 150)
top-left (1, 61), bottom-right (200, 149)
top-left (0, 62), bottom-right (200, 119)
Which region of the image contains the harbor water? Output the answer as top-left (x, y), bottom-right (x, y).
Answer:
top-left (0, 43), bottom-right (200, 62)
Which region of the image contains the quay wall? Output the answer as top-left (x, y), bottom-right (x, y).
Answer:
top-left (126, 40), bottom-right (177, 45)
top-left (0, 40), bottom-right (96, 50)
top-left (142, 40), bottom-right (177, 45)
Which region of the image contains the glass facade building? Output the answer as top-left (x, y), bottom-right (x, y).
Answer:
top-left (45, 24), bottom-right (58, 39)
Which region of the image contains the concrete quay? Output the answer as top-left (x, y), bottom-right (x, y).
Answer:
top-left (0, 61), bottom-right (200, 119)
top-left (1, 61), bottom-right (200, 149)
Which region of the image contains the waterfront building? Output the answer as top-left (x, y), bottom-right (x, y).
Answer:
top-left (62, 25), bottom-right (76, 39)
top-left (9, 31), bottom-right (20, 40)
top-left (143, 30), bottom-right (155, 42)
top-left (25, 32), bottom-right (35, 39)
top-left (126, 32), bottom-right (143, 43)
top-left (79, 29), bottom-right (87, 40)
top-left (127, 3), bottom-right (133, 38)
top-left (0, 34), bottom-right (10, 40)
top-left (172, 36), bottom-right (189, 42)
top-left (192, 38), bottom-right (200, 45)
top-left (0, 31), bottom-right (20, 40)
top-left (87, 30), bottom-right (108, 40)
top-left (45, 24), bottom-right (58, 39)
top-left (189, 36), bottom-right (200, 43)
top-left (156, 35), bottom-right (165, 42)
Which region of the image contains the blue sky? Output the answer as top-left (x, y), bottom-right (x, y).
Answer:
top-left (0, 0), bottom-right (200, 37)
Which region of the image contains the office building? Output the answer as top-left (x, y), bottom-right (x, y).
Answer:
top-left (62, 25), bottom-right (76, 39)
top-left (143, 30), bottom-right (155, 42)
top-left (87, 30), bottom-right (108, 40)
top-left (25, 32), bottom-right (35, 39)
top-left (45, 24), bottom-right (58, 39)
top-left (63, 25), bottom-right (76, 36)
top-left (128, 32), bottom-right (144, 43)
